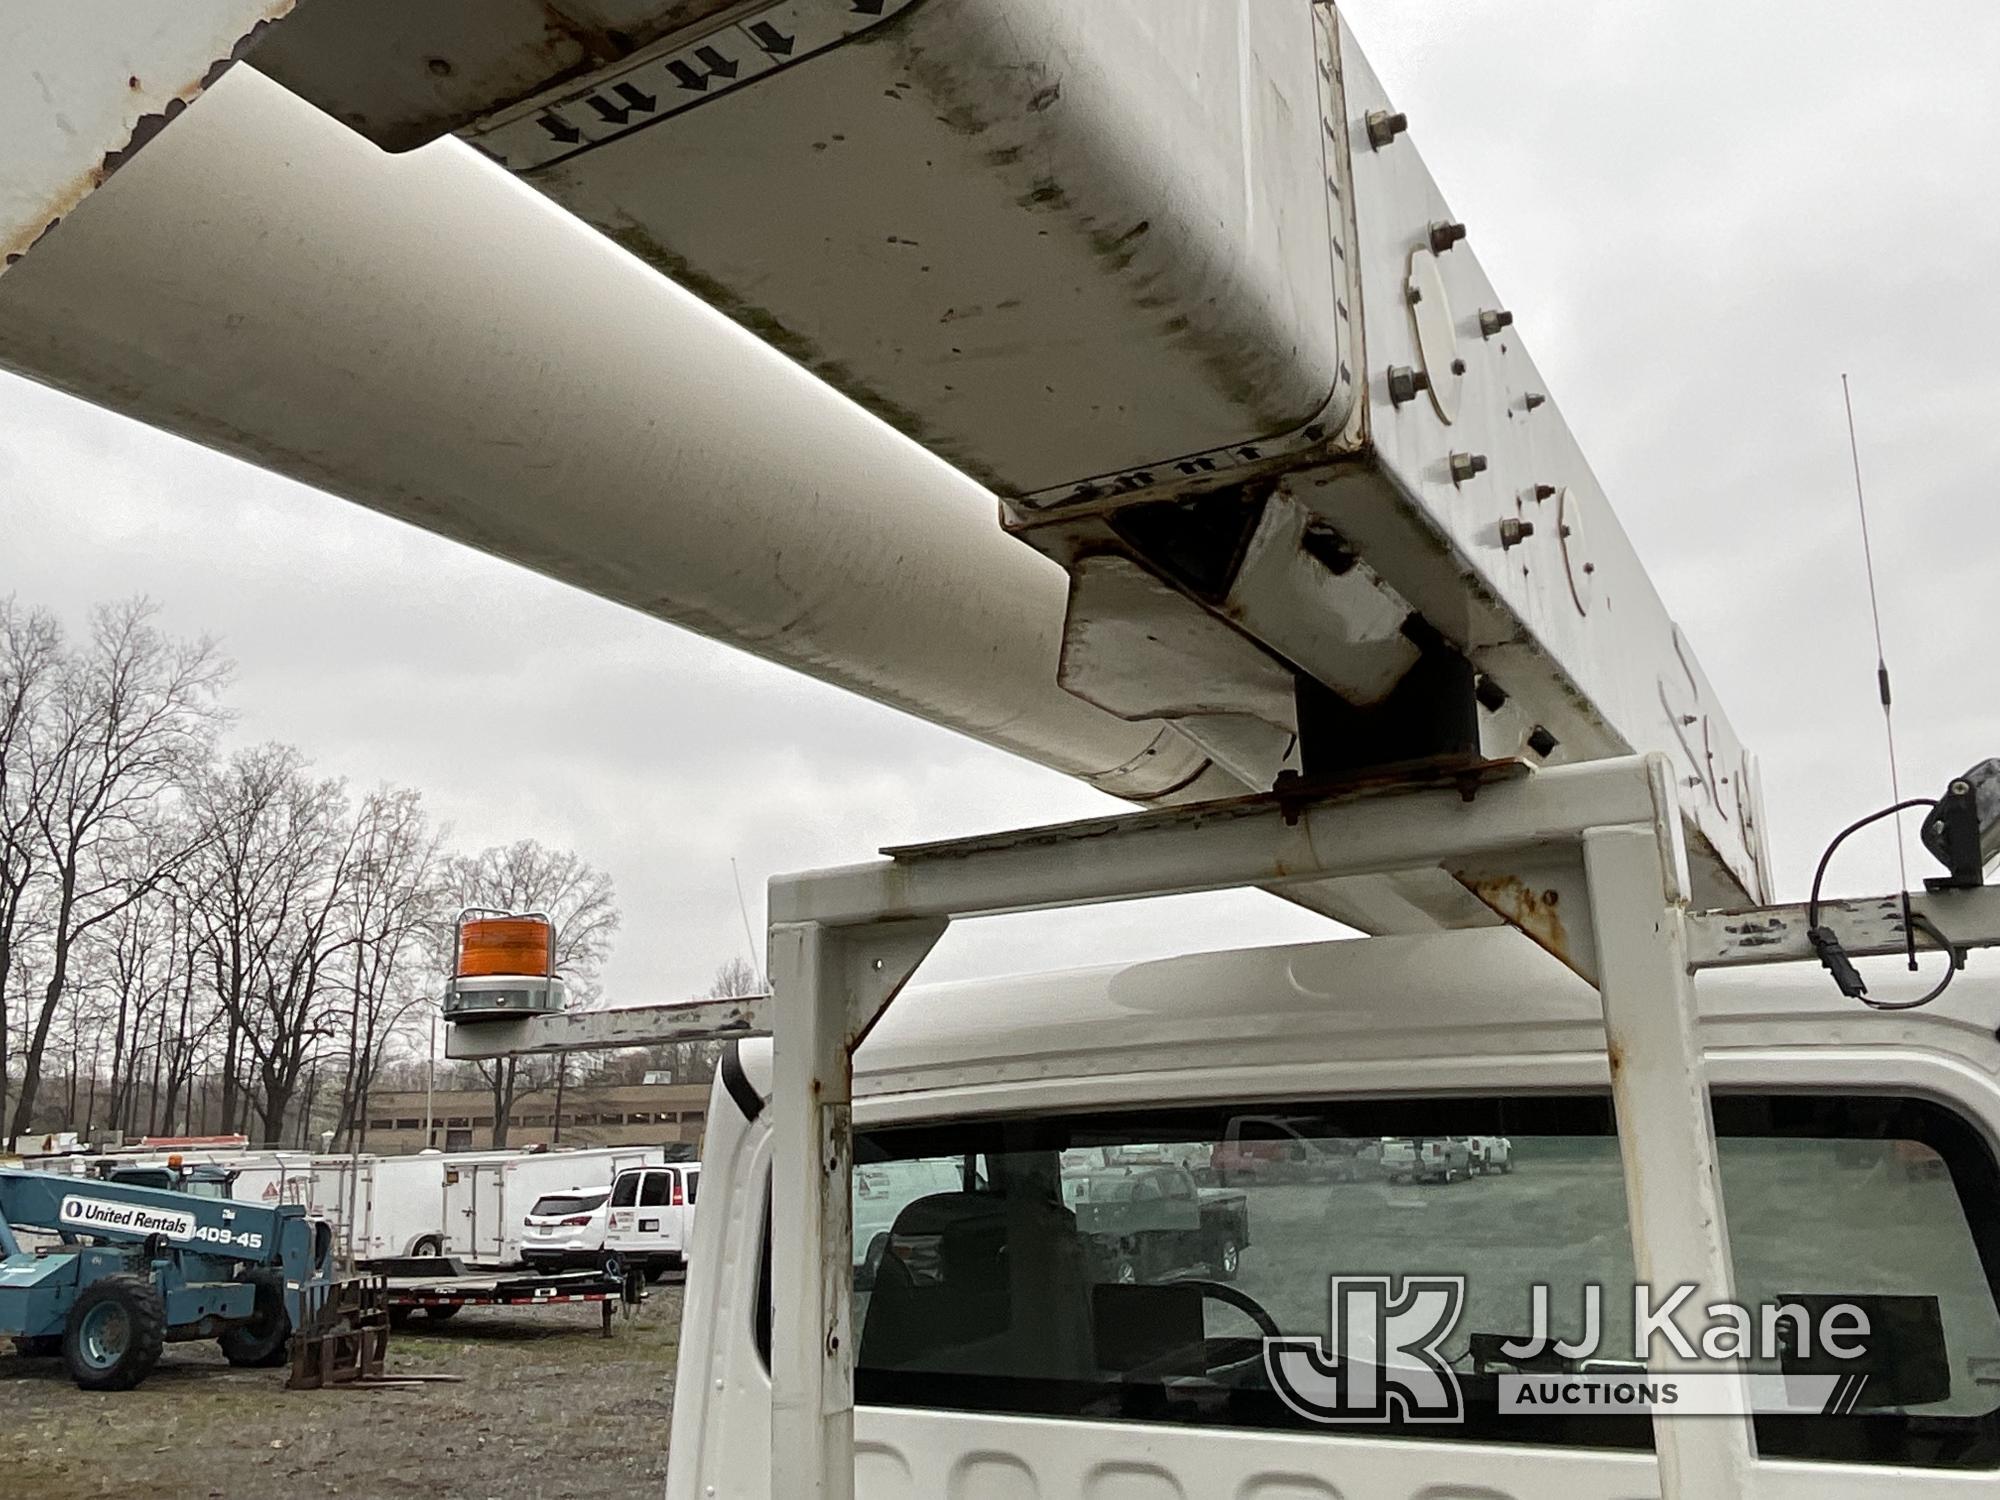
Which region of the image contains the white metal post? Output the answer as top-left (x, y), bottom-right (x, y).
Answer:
top-left (1584, 821), bottom-right (1758, 1498)
top-left (767, 920), bottom-right (856, 1500)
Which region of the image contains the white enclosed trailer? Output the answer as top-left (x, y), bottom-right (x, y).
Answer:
top-left (440, 1145), bottom-right (666, 1266)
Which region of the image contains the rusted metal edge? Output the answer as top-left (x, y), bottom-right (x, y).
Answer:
top-left (4, 3), bottom-right (299, 269)
top-left (881, 758), bottom-right (1529, 863)
top-left (1687, 885), bottom-right (2000, 970)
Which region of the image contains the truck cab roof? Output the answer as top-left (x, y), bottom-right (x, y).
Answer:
top-left (732, 926), bottom-right (1997, 1112)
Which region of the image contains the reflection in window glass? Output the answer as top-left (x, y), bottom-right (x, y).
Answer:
top-left (839, 1098), bottom-right (2000, 1468)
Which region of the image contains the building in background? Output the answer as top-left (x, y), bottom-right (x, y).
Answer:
top-left (364, 1079), bottom-right (709, 1154)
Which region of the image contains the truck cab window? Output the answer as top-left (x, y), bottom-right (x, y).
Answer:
top-left (790, 1093), bottom-right (2000, 1470)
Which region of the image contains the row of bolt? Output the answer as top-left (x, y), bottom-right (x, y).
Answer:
top-left (1370, 108), bottom-right (1567, 758)
top-left (1369, 113), bottom-right (1558, 554)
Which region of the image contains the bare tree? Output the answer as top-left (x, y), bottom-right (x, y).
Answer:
top-left (330, 786), bottom-right (446, 1150)
top-left (182, 744), bottom-right (363, 1144)
top-left (0, 598), bottom-right (63, 1137)
top-left (6, 601), bottom-right (226, 1147)
top-left (441, 841), bottom-right (619, 1147)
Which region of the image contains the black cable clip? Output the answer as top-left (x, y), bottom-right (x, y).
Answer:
top-left (1807, 925), bottom-right (1868, 1000)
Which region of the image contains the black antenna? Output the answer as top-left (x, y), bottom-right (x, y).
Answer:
top-left (1841, 374), bottom-right (1918, 970)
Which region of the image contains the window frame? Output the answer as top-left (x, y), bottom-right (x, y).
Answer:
top-left (756, 1088), bottom-right (2000, 1471)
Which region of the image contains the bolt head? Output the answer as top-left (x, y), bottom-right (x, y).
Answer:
top-left (1479, 308), bottom-right (1515, 337)
top-left (1524, 392), bottom-right (1548, 411)
top-left (1366, 109), bottom-right (1410, 149)
top-left (1387, 365), bottom-right (1430, 405)
top-left (1429, 220), bottom-right (1468, 255)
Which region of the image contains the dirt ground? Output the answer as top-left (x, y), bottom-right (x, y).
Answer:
top-left (1, 1287), bottom-right (684, 1500)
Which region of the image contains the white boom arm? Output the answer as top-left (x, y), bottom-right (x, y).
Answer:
top-left (1, 4), bottom-right (1767, 920)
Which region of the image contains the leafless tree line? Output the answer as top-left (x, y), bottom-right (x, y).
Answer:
top-left (1, 596), bottom-right (629, 1152)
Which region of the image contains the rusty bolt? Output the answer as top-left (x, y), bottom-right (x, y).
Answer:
top-left (1406, 283), bottom-right (1423, 305)
top-left (1524, 392), bottom-right (1547, 411)
top-left (1479, 308), bottom-right (1515, 338)
top-left (1367, 109), bottom-right (1410, 149)
top-left (1429, 220), bottom-right (1468, 254)
top-left (1533, 483), bottom-right (1557, 501)
top-left (1527, 725), bottom-right (1559, 758)
top-left (1387, 366), bottom-right (1430, 405)
top-left (1450, 451), bottom-right (1489, 484)
top-left (1451, 358), bottom-right (1467, 376)
top-left (1499, 518), bottom-right (1535, 549)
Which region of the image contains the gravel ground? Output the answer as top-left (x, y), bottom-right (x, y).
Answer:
top-left (1, 1287), bottom-right (683, 1500)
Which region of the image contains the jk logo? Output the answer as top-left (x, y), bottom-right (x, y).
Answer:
top-left (1264, 1276), bottom-right (1466, 1423)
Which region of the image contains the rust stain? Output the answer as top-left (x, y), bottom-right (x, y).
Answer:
top-left (6, 3), bottom-right (298, 268)
top-left (1607, 1039), bottom-right (1626, 1078)
top-left (1457, 871), bottom-right (1575, 971)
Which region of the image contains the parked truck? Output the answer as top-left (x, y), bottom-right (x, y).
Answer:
top-left (1063, 1162), bottom-right (1250, 1284)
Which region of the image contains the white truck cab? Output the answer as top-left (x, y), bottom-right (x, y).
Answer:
top-left (667, 929), bottom-right (2000, 1498)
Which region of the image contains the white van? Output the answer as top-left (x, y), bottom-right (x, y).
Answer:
top-left (602, 1161), bottom-right (702, 1278)
top-left (666, 931), bottom-right (2000, 1498)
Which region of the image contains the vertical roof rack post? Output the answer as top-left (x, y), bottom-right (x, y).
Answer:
top-left (763, 752), bottom-right (1756, 1500)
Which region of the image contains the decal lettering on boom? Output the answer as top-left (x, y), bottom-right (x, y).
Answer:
top-left (58, 1194), bottom-right (265, 1251)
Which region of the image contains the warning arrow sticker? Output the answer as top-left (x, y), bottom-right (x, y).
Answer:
top-left (470, 0), bottom-right (920, 171)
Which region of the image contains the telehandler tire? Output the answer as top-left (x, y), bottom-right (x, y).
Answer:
top-left (63, 1275), bottom-right (165, 1392)
top-left (218, 1267), bottom-right (293, 1368)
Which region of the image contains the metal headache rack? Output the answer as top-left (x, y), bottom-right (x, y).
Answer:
top-left (448, 752), bottom-right (2000, 1500)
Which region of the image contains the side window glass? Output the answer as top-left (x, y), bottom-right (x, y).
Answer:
top-left (832, 1096), bottom-right (2000, 1470)
top-left (686, 1170), bottom-right (701, 1204)
top-left (641, 1171), bottom-right (672, 1207)
top-left (610, 1171), bottom-right (640, 1208)
top-left (1721, 1135), bottom-right (2000, 1418)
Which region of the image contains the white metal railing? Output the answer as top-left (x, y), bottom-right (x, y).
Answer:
top-left (443, 750), bottom-right (2000, 1499)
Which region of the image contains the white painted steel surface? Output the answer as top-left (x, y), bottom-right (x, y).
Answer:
top-left (240, 0), bottom-right (1770, 906)
top-left (755, 754), bottom-right (1743, 1500)
top-left (0, 62), bottom-right (1499, 940)
top-left (0, 0), bottom-right (294, 268)
top-left (265, 0), bottom-right (1358, 500)
top-left (671, 936), bottom-right (2000, 1500)
top-left (0, 66), bottom-right (1214, 809)
top-left (1584, 824), bottom-right (1757, 1494)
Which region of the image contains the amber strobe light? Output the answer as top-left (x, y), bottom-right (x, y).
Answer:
top-left (456, 916), bottom-right (554, 978)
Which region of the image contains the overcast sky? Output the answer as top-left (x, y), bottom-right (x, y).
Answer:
top-left (5, 1), bottom-right (1998, 1007)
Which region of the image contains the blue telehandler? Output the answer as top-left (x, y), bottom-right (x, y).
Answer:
top-left (0, 1160), bottom-right (364, 1390)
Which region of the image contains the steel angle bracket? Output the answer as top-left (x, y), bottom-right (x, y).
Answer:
top-left (1453, 849), bottom-right (1601, 985)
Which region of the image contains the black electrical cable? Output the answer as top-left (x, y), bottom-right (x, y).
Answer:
top-left (1806, 798), bottom-right (1963, 1010)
